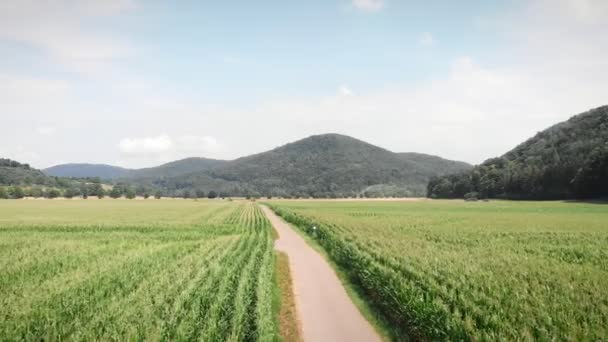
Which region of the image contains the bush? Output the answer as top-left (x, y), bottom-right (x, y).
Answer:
top-left (45, 189), bottom-right (61, 199)
top-left (31, 187), bottom-right (44, 198)
top-left (126, 189), bottom-right (136, 199)
top-left (109, 187), bottom-right (122, 199)
top-left (10, 186), bottom-right (24, 199)
top-left (464, 192), bottom-right (479, 201)
top-left (64, 189), bottom-right (75, 199)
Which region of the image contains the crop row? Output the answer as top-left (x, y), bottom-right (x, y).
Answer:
top-left (0, 201), bottom-right (277, 341)
top-left (268, 200), bottom-right (608, 340)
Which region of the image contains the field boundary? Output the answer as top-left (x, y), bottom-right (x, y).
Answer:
top-left (274, 251), bottom-right (303, 342)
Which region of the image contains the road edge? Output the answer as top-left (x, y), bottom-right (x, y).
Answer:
top-left (262, 204), bottom-right (393, 342)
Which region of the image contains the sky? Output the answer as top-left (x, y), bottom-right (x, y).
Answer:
top-left (1, 0), bottom-right (607, 169)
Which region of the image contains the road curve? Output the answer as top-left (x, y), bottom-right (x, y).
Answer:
top-left (261, 205), bottom-right (381, 342)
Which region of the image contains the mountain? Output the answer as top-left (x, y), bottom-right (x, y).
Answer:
top-left (126, 157), bottom-right (227, 180)
top-left (427, 105), bottom-right (608, 199)
top-left (156, 134), bottom-right (472, 197)
top-left (42, 134), bottom-right (472, 197)
top-left (397, 152), bottom-right (472, 175)
top-left (44, 164), bottom-right (130, 179)
top-left (44, 157), bottom-right (227, 180)
top-left (0, 158), bottom-right (51, 186)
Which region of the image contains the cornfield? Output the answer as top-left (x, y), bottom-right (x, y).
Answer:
top-left (0, 200), bottom-right (277, 341)
top-left (268, 200), bottom-right (608, 340)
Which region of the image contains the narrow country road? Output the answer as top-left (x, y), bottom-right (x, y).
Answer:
top-left (260, 205), bottom-right (382, 342)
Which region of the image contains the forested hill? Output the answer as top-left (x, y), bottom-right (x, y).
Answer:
top-left (160, 134), bottom-right (472, 197)
top-left (126, 157), bottom-right (227, 180)
top-left (44, 164), bottom-right (130, 179)
top-left (427, 105), bottom-right (608, 199)
top-left (0, 158), bottom-right (102, 199)
top-left (41, 134), bottom-right (472, 198)
top-left (44, 158), bottom-right (227, 180)
top-left (0, 158), bottom-right (50, 186)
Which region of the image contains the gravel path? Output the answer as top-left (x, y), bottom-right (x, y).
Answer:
top-left (261, 205), bottom-right (381, 342)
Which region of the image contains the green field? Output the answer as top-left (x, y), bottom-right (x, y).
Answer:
top-left (268, 200), bottom-right (608, 340)
top-left (0, 200), bottom-right (277, 341)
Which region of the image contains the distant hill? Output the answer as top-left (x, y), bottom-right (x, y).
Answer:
top-left (44, 164), bottom-right (130, 179)
top-left (155, 134), bottom-right (472, 197)
top-left (428, 105), bottom-right (608, 199)
top-left (397, 152), bottom-right (472, 175)
top-left (43, 134), bottom-right (472, 197)
top-left (0, 158), bottom-right (51, 185)
top-left (126, 157), bottom-right (227, 180)
top-left (44, 157), bottom-right (227, 180)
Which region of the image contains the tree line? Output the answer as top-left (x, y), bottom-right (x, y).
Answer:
top-left (428, 106), bottom-right (608, 200)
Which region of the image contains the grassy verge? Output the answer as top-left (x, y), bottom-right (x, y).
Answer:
top-left (274, 252), bottom-right (303, 342)
top-left (265, 204), bottom-right (395, 342)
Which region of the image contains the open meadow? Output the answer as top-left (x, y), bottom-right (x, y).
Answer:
top-left (268, 199), bottom-right (608, 340)
top-left (0, 200), bottom-right (277, 341)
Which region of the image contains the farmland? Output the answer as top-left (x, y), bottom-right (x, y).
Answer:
top-left (0, 200), bottom-right (277, 341)
top-left (268, 200), bottom-right (608, 340)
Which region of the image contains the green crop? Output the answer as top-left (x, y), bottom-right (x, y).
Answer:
top-left (268, 200), bottom-right (608, 341)
top-left (0, 199), bottom-right (277, 341)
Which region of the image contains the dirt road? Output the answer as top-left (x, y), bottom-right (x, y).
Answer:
top-left (261, 205), bottom-right (381, 342)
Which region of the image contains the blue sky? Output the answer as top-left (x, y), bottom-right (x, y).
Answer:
top-left (1, 0), bottom-right (607, 168)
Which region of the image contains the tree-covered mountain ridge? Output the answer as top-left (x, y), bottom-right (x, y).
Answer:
top-left (45, 134), bottom-right (472, 198)
top-left (427, 105), bottom-right (608, 199)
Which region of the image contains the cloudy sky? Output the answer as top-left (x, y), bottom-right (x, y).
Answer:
top-left (1, 0), bottom-right (607, 168)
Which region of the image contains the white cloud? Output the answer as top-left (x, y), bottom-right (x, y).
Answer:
top-left (352, 0), bottom-right (384, 11)
top-left (419, 32), bottom-right (435, 46)
top-left (338, 85), bottom-right (354, 97)
top-left (118, 134), bottom-right (174, 155)
top-left (2, 0), bottom-right (607, 169)
top-left (0, 74), bottom-right (71, 116)
top-left (117, 134), bottom-right (223, 166)
top-left (177, 135), bottom-right (222, 154)
top-left (36, 126), bottom-right (56, 136)
top-left (249, 49), bottom-right (606, 164)
top-left (0, 0), bottom-right (135, 74)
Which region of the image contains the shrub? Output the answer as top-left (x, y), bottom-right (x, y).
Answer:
top-left (464, 192), bottom-right (479, 201)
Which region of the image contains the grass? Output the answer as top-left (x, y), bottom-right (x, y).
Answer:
top-left (275, 252), bottom-right (302, 342)
top-left (0, 199), bottom-right (278, 341)
top-left (267, 199), bottom-right (608, 341)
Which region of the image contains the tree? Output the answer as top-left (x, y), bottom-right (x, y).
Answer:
top-left (89, 183), bottom-right (103, 198)
top-left (97, 188), bottom-right (105, 199)
top-left (0, 187), bottom-right (8, 199)
top-left (30, 186), bottom-right (43, 198)
top-left (572, 144), bottom-right (608, 198)
top-left (155, 190), bottom-right (162, 199)
top-left (64, 188), bottom-right (75, 199)
top-left (195, 189), bottom-right (205, 199)
top-left (125, 188), bottom-right (136, 199)
top-left (10, 186), bottom-right (24, 199)
top-left (109, 187), bottom-right (122, 199)
top-left (46, 189), bottom-right (60, 199)
top-left (183, 190), bottom-right (191, 199)
top-left (136, 185), bottom-right (148, 197)
top-left (143, 192), bottom-right (150, 199)
top-left (207, 190), bottom-right (217, 199)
